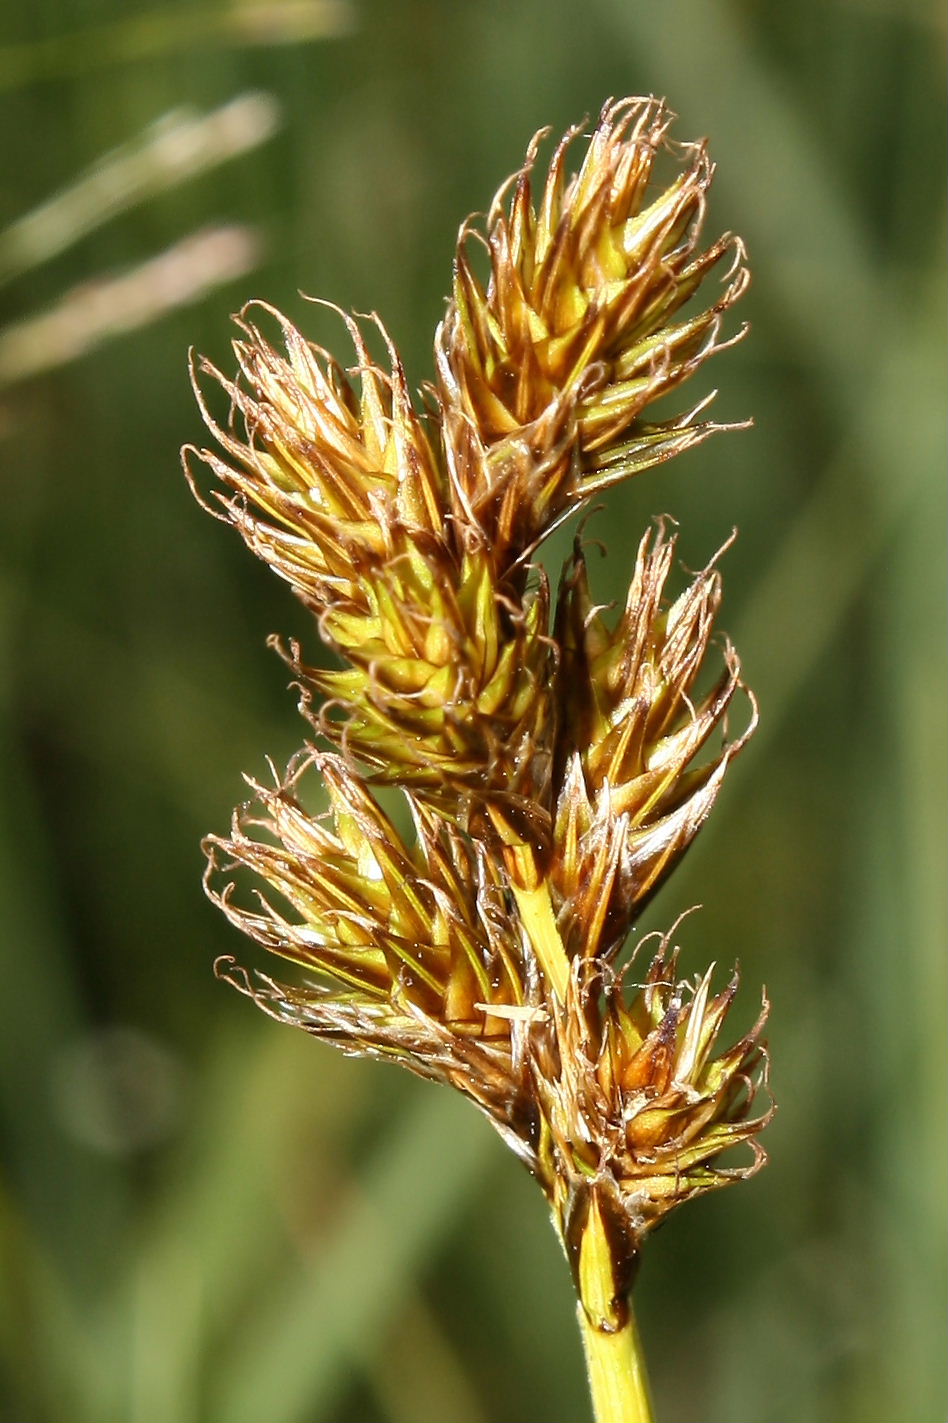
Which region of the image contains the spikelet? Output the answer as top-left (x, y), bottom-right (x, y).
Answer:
top-left (436, 97), bottom-right (748, 566)
top-left (549, 520), bottom-right (756, 961)
top-left (543, 930), bottom-right (771, 1308)
top-left (206, 750), bottom-right (546, 1156)
top-left (184, 302), bottom-right (447, 605)
top-left (184, 304), bottom-right (553, 823)
top-left (282, 544), bottom-right (554, 827)
top-left (206, 752), bottom-right (522, 1034)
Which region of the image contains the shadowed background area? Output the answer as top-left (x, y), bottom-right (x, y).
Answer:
top-left (0, 2), bottom-right (944, 1421)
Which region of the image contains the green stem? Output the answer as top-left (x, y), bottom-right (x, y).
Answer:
top-left (511, 857), bottom-right (654, 1420)
top-left (578, 1297), bottom-right (654, 1423)
top-left (574, 1192), bottom-right (654, 1423)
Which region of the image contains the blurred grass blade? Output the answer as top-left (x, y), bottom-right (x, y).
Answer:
top-left (0, 94), bottom-right (280, 284)
top-left (733, 263), bottom-right (944, 760)
top-left (369, 1292), bottom-right (489, 1423)
top-left (126, 1030), bottom-right (491, 1423)
top-left (229, 0), bottom-right (356, 44)
top-left (0, 225), bottom-right (260, 386)
top-left (0, 2), bottom-right (353, 93)
top-left (0, 1177), bottom-right (94, 1423)
top-left (603, 0), bottom-right (884, 407)
top-left (209, 1086), bottom-right (495, 1423)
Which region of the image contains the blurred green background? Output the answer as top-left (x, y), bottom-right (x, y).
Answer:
top-left (1, 1), bottom-right (944, 1420)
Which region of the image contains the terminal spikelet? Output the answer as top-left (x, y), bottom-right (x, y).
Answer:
top-left (436, 96), bottom-right (748, 565)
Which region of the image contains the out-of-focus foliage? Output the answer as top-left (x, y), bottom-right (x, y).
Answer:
top-left (0, 2), bottom-right (944, 1420)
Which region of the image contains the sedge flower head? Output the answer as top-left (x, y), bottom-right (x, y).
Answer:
top-left (185, 96), bottom-right (771, 1299)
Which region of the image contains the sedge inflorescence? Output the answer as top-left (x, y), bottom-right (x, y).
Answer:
top-left (184, 96), bottom-right (771, 1309)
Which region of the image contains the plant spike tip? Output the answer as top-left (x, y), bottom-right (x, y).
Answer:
top-left (436, 96), bottom-right (749, 569)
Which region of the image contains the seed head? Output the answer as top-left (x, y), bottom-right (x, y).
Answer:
top-left (546, 929), bottom-right (771, 1302)
top-left (186, 98), bottom-right (770, 1288)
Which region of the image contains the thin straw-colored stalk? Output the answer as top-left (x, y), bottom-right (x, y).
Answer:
top-left (0, 226), bottom-right (259, 387)
top-left (0, 94), bottom-right (279, 285)
top-left (574, 1192), bottom-right (654, 1423)
top-left (578, 1300), bottom-right (654, 1423)
top-left (516, 867), bottom-right (654, 1422)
